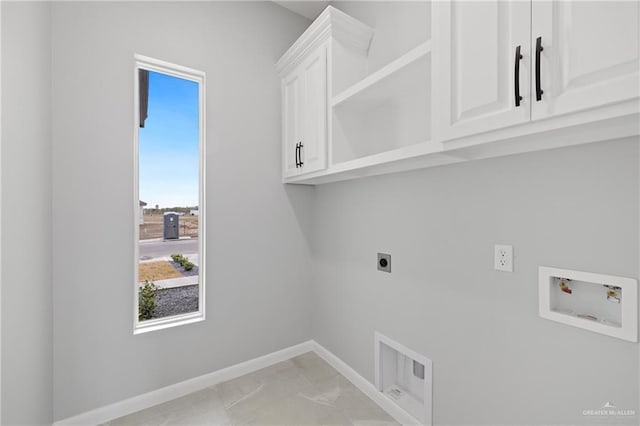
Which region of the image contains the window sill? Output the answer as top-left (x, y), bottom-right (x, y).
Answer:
top-left (134, 311), bottom-right (205, 335)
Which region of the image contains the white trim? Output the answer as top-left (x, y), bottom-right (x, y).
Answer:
top-left (133, 54), bottom-right (206, 334)
top-left (276, 6), bottom-right (373, 77)
top-left (53, 340), bottom-right (421, 426)
top-left (312, 341), bottom-right (422, 426)
top-left (135, 54), bottom-right (205, 83)
top-left (53, 341), bottom-right (315, 426)
top-left (0, 0), bottom-right (3, 420)
top-left (131, 312), bottom-right (205, 335)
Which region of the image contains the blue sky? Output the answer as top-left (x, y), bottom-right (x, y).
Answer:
top-left (139, 71), bottom-right (199, 208)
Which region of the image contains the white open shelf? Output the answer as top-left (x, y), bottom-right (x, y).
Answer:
top-left (539, 266), bottom-right (638, 342)
top-left (281, 141), bottom-right (463, 185)
top-left (332, 41), bottom-right (432, 108)
top-left (331, 41), bottom-right (432, 165)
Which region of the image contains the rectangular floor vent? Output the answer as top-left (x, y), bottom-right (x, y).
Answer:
top-left (375, 332), bottom-right (432, 425)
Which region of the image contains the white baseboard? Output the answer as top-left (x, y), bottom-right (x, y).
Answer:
top-left (53, 340), bottom-right (314, 425)
top-left (311, 341), bottom-right (422, 426)
top-left (54, 339), bottom-right (421, 426)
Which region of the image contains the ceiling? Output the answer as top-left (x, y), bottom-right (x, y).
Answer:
top-left (273, 1), bottom-right (331, 20)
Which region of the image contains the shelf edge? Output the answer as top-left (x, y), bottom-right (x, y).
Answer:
top-left (331, 39), bottom-right (432, 108)
top-left (283, 140), bottom-right (455, 184)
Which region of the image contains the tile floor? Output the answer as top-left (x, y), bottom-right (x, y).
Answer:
top-left (105, 352), bottom-right (399, 425)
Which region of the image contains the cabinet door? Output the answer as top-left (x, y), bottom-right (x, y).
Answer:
top-left (434, 1), bottom-right (531, 141)
top-left (282, 70), bottom-right (302, 178)
top-left (532, 1), bottom-right (640, 120)
top-left (299, 47), bottom-right (328, 174)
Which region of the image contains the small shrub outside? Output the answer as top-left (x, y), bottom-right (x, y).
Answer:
top-left (138, 280), bottom-right (159, 320)
top-left (171, 253), bottom-right (195, 271)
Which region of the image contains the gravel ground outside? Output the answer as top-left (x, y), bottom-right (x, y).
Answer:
top-left (153, 284), bottom-right (199, 319)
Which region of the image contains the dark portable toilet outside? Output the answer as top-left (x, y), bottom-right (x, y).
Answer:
top-left (163, 212), bottom-right (180, 240)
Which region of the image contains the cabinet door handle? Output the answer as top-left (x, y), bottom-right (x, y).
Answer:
top-left (295, 143), bottom-right (300, 168)
top-left (299, 142), bottom-right (304, 167)
top-left (535, 36), bottom-right (544, 101)
top-left (514, 45), bottom-right (523, 107)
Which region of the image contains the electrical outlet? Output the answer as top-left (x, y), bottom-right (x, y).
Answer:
top-left (377, 253), bottom-right (391, 273)
top-left (494, 244), bottom-right (513, 272)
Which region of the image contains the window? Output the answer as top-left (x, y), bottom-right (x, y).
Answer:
top-left (133, 55), bottom-right (206, 333)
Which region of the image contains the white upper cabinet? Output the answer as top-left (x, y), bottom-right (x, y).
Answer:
top-left (433, 0), bottom-right (531, 141)
top-left (531, 1), bottom-right (640, 120)
top-left (299, 47), bottom-right (328, 175)
top-left (281, 47), bottom-right (327, 178)
top-left (278, 3), bottom-right (639, 185)
top-left (435, 0), bottom-right (640, 142)
top-left (282, 71), bottom-right (302, 177)
top-left (277, 7), bottom-right (373, 180)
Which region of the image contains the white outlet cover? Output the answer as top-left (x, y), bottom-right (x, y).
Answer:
top-left (494, 244), bottom-right (513, 272)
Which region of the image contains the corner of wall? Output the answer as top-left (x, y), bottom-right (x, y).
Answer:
top-left (1, 0), bottom-right (54, 423)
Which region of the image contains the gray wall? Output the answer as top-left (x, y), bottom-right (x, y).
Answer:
top-left (333, 1), bottom-right (430, 73)
top-left (1, 2), bottom-right (53, 424)
top-left (51, 2), bottom-right (313, 420)
top-left (312, 1), bottom-right (640, 425)
top-left (3, 1), bottom-right (637, 424)
top-left (314, 5), bottom-right (639, 423)
top-left (312, 139), bottom-right (639, 425)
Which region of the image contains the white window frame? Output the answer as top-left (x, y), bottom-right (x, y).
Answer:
top-left (133, 54), bottom-right (206, 334)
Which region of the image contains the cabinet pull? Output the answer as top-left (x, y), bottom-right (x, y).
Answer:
top-left (295, 143), bottom-right (300, 168)
top-left (535, 36), bottom-right (544, 101)
top-left (299, 142), bottom-right (304, 167)
top-left (514, 45), bottom-right (523, 107)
